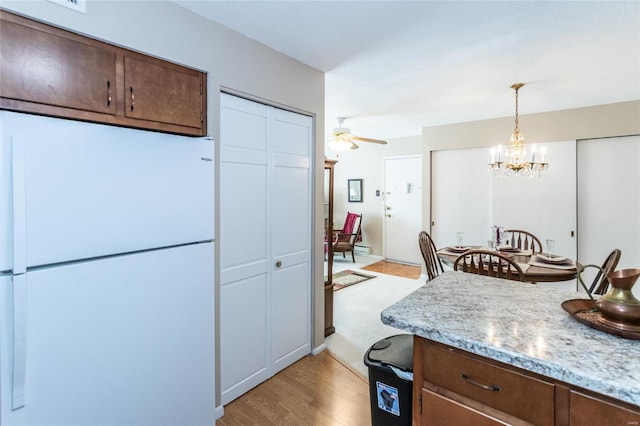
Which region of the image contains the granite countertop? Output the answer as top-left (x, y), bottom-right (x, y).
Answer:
top-left (381, 271), bottom-right (640, 407)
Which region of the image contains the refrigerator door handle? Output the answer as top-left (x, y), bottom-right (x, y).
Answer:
top-left (12, 136), bottom-right (27, 274)
top-left (12, 273), bottom-right (27, 409)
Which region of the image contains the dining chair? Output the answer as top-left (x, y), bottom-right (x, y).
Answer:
top-left (418, 231), bottom-right (444, 282)
top-left (505, 229), bottom-right (543, 253)
top-left (454, 249), bottom-right (527, 282)
top-left (588, 248), bottom-right (621, 295)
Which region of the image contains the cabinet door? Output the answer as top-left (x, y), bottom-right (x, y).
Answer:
top-left (124, 56), bottom-right (203, 130)
top-left (570, 391), bottom-right (640, 425)
top-left (0, 16), bottom-right (116, 115)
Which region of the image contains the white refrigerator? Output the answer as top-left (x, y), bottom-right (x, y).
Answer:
top-left (0, 111), bottom-right (215, 425)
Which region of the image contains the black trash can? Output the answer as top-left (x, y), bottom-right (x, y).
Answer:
top-left (364, 334), bottom-right (413, 426)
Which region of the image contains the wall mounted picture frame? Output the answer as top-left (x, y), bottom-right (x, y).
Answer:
top-left (348, 179), bottom-right (363, 202)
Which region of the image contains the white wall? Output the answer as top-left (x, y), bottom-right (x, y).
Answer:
top-left (328, 135), bottom-right (422, 255)
top-left (422, 101), bottom-right (640, 234)
top-left (2, 0), bottom-right (325, 410)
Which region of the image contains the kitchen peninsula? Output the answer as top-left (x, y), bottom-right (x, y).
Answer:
top-left (381, 271), bottom-right (640, 425)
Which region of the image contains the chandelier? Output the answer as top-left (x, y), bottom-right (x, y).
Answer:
top-left (488, 83), bottom-right (548, 177)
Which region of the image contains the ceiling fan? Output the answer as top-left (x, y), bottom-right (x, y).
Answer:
top-left (328, 117), bottom-right (388, 151)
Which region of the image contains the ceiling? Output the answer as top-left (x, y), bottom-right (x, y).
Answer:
top-left (172, 1), bottom-right (640, 139)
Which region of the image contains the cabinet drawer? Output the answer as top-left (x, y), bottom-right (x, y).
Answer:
top-left (421, 341), bottom-right (555, 425)
top-left (570, 391), bottom-right (640, 425)
top-left (421, 387), bottom-right (508, 425)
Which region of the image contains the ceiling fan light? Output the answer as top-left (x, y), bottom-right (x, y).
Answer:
top-left (328, 130), bottom-right (359, 151)
top-left (328, 138), bottom-right (358, 152)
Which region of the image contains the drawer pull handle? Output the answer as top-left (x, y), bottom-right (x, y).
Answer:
top-left (462, 374), bottom-right (501, 392)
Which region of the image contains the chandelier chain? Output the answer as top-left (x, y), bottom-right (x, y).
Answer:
top-left (514, 86), bottom-right (519, 133)
top-left (510, 82), bottom-right (524, 134)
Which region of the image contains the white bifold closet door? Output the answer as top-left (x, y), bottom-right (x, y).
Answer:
top-left (578, 135), bottom-right (640, 299)
top-left (219, 93), bottom-right (312, 405)
top-left (431, 147), bottom-right (492, 248)
top-left (431, 142), bottom-right (576, 266)
top-left (491, 140), bottom-right (577, 261)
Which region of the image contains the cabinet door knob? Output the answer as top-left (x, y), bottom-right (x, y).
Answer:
top-left (275, 260), bottom-right (282, 268)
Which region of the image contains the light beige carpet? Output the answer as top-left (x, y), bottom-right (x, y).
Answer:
top-left (325, 269), bottom-right (424, 378)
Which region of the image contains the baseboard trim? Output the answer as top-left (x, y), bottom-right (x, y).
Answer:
top-left (312, 343), bottom-right (326, 355)
top-left (215, 404), bottom-right (224, 420)
top-left (354, 245), bottom-right (371, 254)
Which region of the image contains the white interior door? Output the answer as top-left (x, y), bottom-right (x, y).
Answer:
top-left (220, 94), bottom-right (311, 404)
top-left (383, 155), bottom-right (422, 264)
top-left (220, 95), bottom-right (269, 404)
top-left (492, 140), bottom-right (577, 260)
top-left (578, 135), bottom-right (640, 298)
top-left (431, 148), bottom-right (491, 248)
top-left (269, 108), bottom-right (311, 373)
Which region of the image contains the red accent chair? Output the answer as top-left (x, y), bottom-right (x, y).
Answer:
top-left (325, 212), bottom-right (362, 263)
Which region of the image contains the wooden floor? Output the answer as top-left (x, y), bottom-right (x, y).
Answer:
top-left (216, 351), bottom-right (371, 426)
top-left (362, 260), bottom-right (422, 280)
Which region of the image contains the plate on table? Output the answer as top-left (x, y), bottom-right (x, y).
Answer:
top-left (446, 246), bottom-right (471, 254)
top-left (498, 246), bottom-right (520, 253)
top-left (535, 254), bottom-right (572, 265)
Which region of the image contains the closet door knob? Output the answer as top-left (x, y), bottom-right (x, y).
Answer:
top-left (275, 260), bottom-right (282, 268)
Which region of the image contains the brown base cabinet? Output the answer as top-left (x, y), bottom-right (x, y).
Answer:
top-left (0, 10), bottom-right (206, 136)
top-left (413, 337), bottom-right (640, 425)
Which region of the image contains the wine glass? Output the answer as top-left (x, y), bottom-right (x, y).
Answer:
top-left (545, 239), bottom-right (555, 257)
top-left (502, 231), bottom-right (512, 248)
top-left (456, 231), bottom-right (464, 248)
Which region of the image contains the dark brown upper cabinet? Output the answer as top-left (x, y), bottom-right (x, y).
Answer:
top-left (0, 10), bottom-right (207, 136)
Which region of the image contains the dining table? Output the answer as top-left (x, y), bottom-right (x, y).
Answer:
top-left (436, 245), bottom-right (579, 283)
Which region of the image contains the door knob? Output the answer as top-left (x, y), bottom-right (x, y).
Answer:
top-left (275, 260), bottom-right (282, 268)
top-left (386, 214), bottom-right (391, 218)
top-left (386, 206), bottom-right (391, 210)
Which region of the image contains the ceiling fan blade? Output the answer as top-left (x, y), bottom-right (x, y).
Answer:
top-left (352, 136), bottom-right (388, 145)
